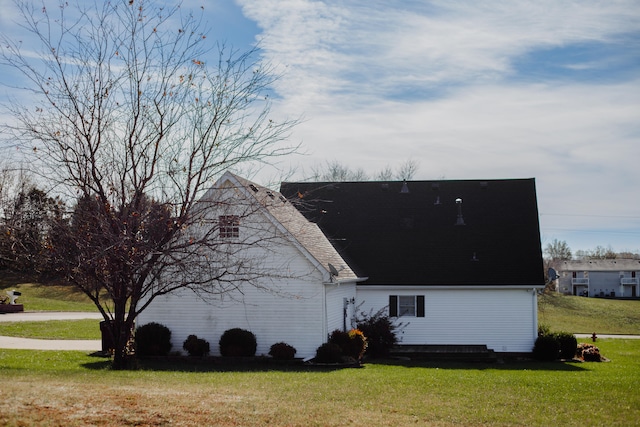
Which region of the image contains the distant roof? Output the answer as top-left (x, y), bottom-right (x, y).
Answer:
top-left (559, 259), bottom-right (640, 271)
top-left (280, 179), bottom-right (544, 286)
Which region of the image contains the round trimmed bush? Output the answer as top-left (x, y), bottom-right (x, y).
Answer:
top-left (554, 332), bottom-right (577, 360)
top-left (269, 342), bottom-right (297, 360)
top-left (183, 334), bottom-right (210, 357)
top-left (135, 322), bottom-right (172, 357)
top-left (315, 342), bottom-right (343, 363)
top-left (219, 328), bottom-right (257, 357)
top-left (532, 334), bottom-right (560, 361)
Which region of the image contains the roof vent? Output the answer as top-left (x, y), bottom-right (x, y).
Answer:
top-left (431, 183), bottom-right (440, 190)
top-left (400, 180), bottom-right (409, 194)
top-left (480, 181), bottom-right (488, 189)
top-left (279, 195), bottom-right (287, 203)
top-left (471, 252), bottom-right (479, 262)
top-left (455, 198), bottom-right (465, 226)
top-left (249, 184), bottom-right (259, 192)
top-left (266, 191), bottom-right (275, 199)
top-left (434, 195), bottom-right (441, 205)
top-left (381, 183), bottom-right (389, 190)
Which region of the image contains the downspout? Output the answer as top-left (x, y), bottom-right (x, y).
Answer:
top-left (532, 288), bottom-right (538, 340)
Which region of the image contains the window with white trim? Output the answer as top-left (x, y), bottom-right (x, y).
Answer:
top-left (389, 295), bottom-right (425, 317)
top-left (219, 215), bottom-right (240, 239)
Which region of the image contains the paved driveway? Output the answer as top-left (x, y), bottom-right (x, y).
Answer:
top-left (0, 311), bottom-right (102, 351)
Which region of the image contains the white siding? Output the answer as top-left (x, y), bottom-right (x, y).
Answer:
top-left (138, 255), bottom-right (328, 359)
top-left (357, 287), bottom-right (538, 353)
top-left (139, 185), bottom-right (338, 360)
top-left (325, 283), bottom-right (358, 335)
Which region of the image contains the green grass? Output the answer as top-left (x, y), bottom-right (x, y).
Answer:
top-left (0, 339), bottom-right (638, 426)
top-left (0, 282), bottom-right (98, 312)
top-left (0, 319), bottom-right (101, 339)
top-left (538, 292), bottom-right (640, 334)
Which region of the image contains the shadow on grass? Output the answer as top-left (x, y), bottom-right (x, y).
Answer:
top-left (81, 354), bottom-right (589, 373)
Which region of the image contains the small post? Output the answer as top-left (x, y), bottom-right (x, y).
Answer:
top-left (591, 332), bottom-right (597, 342)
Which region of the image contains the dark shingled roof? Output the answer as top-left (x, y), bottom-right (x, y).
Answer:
top-left (280, 179), bottom-right (544, 287)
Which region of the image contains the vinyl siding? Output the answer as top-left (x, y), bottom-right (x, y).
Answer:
top-left (357, 287), bottom-right (537, 353)
top-left (138, 248), bottom-right (328, 359)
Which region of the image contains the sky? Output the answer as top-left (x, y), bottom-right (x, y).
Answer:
top-left (0, 0), bottom-right (639, 254)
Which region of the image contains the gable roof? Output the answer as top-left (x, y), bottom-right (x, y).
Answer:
top-left (213, 172), bottom-right (358, 282)
top-left (280, 179), bottom-right (544, 287)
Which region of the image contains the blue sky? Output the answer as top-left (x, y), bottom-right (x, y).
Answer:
top-left (1, 0), bottom-right (639, 254)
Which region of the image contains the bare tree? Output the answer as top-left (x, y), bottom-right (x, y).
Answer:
top-left (310, 159), bottom-right (419, 182)
top-left (1, 0), bottom-right (298, 368)
top-left (543, 239), bottom-right (572, 261)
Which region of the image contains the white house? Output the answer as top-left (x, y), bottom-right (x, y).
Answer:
top-left (555, 259), bottom-right (640, 298)
top-left (137, 172), bottom-right (362, 359)
top-left (139, 173), bottom-right (546, 359)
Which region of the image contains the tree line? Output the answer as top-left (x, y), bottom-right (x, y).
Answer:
top-left (543, 238), bottom-right (639, 261)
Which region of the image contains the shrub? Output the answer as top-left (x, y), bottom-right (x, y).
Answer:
top-left (219, 328), bottom-right (257, 357)
top-left (356, 307), bottom-right (400, 358)
top-left (269, 342), bottom-right (297, 360)
top-left (554, 332), bottom-right (577, 360)
top-left (135, 322), bottom-right (172, 357)
top-left (182, 335), bottom-right (210, 357)
top-left (314, 342), bottom-right (343, 363)
top-left (348, 329), bottom-right (368, 361)
top-left (538, 323), bottom-right (551, 337)
top-left (576, 343), bottom-right (603, 362)
top-left (532, 334), bottom-right (560, 361)
top-left (328, 330), bottom-right (352, 354)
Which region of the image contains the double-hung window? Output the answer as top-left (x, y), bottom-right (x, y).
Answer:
top-left (389, 295), bottom-right (425, 317)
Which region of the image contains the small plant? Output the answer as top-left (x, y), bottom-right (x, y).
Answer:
top-left (576, 343), bottom-right (604, 362)
top-left (183, 335), bottom-right (210, 357)
top-left (327, 329), bottom-right (368, 361)
top-left (219, 328), bottom-right (257, 357)
top-left (554, 332), bottom-right (577, 360)
top-left (356, 306), bottom-right (401, 358)
top-left (269, 342), bottom-right (297, 360)
top-left (348, 329), bottom-right (368, 361)
top-left (532, 334), bottom-right (560, 361)
top-left (135, 322), bottom-right (172, 357)
top-left (314, 342), bottom-right (343, 363)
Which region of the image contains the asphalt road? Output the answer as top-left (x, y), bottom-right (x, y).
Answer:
top-left (0, 311), bottom-right (102, 351)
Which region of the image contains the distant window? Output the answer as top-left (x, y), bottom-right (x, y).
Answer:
top-left (219, 215), bottom-right (239, 239)
top-left (389, 295), bottom-right (425, 318)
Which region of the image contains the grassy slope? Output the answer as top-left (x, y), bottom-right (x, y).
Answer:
top-left (538, 292), bottom-right (640, 335)
top-left (0, 282), bottom-right (98, 312)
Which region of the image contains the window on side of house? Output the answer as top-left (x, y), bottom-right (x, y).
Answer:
top-left (219, 215), bottom-right (240, 239)
top-left (389, 295), bottom-right (425, 318)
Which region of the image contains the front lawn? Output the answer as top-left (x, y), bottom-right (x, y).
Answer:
top-left (0, 339), bottom-right (638, 426)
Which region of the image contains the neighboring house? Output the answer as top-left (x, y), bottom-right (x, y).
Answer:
top-left (280, 178), bottom-right (545, 354)
top-left (139, 173), bottom-right (546, 358)
top-left (554, 259), bottom-right (640, 298)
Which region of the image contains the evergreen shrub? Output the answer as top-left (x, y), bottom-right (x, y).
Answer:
top-left (219, 328), bottom-right (257, 357)
top-left (135, 322), bottom-right (172, 357)
top-left (183, 335), bottom-right (210, 357)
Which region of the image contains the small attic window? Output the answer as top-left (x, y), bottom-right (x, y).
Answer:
top-left (219, 215), bottom-right (240, 239)
top-left (480, 181), bottom-right (488, 189)
top-left (249, 184), bottom-right (259, 193)
top-left (279, 195), bottom-right (287, 203)
top-left (266, 191), bottom-right (275, 199)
